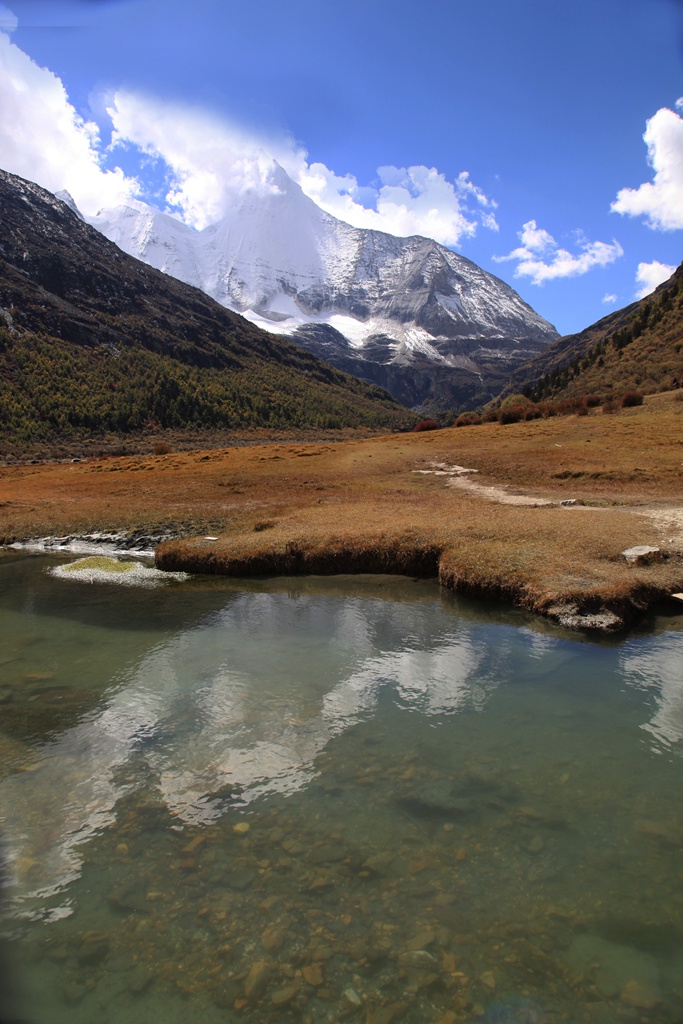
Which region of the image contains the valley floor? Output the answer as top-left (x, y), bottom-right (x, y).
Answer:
top-left (1, 392), bottom-right (682, 633)
top-left (0, 425), bottom-right (385, 466)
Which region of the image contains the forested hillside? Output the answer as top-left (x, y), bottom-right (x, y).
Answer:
top-left (0, 169), bottom-right (408, 442)
top-left (500, 264), bottom-right (683, 403)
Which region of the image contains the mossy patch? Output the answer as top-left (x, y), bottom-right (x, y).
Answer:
top-left (62, 556), bottom-right (138, 574)
top-left (51, 556), bottom-right (188, 588)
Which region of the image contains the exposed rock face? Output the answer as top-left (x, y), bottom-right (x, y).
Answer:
top-left (88, 164), bottom-right (559, 410)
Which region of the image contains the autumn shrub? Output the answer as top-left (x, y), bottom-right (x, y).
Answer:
top-left (550, 400), bottom-right (568, 416)
top-left (584, 394), bottom-right (602, 408)
top-left (413, 419), bottom-right (440, 432)
top-left (153, 442), bottom-right (174, 455)
top-left (602, 399), bottom-right (620, 414)
top-left (455, 412), bottom-right (481, 427)
top-left (621, 390), bottom-right (644, 408)
top-left (554, 398), bottom-right (584, 416)
top-left (499, 406), bottom-right (525, 424)
top-left (500, 393), bottom-right (534, 410)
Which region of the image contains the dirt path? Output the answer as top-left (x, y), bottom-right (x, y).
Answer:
top-left (418, 461), bottom-right (683, 555)
top-left (415, 461), bottom-right (554, 506)
top-left (635, 507), bottom-right (683, 552)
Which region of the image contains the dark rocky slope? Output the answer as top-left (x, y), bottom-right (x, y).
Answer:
top-left (0, 169), bottom-right (408, 441)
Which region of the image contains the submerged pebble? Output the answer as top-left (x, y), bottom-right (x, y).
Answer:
top-left (243, 961), bottom-right (271, 1002)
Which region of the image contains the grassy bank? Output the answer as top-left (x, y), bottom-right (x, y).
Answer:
top-left (1, 392), bottom-right (682, 631)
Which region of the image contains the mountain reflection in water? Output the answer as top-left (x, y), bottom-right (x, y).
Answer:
top-left (1, 557), bottom-right (683, 1024)
top-left (1, 586), bottom-right (509, 901)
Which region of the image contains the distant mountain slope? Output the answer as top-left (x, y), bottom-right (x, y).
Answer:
top-left (88, 163), bottom-right (559, 411)
top-left (499, 263), bottom-right (683, 402)
top-left (0, 169), bottom-right (407, 440)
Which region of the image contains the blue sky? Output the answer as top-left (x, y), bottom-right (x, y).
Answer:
top-left (1, 0), bottom-right (682, 334)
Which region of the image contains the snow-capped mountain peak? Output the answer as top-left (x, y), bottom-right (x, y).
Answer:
top-left (85, 163), bottom-right (558, 409)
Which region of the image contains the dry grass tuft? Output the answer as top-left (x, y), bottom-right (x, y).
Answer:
top-left (157, 531), bottom-right (444, 579)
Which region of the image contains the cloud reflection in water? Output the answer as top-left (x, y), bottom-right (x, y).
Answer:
top-left (620, 633), bottom-right (683, 749)
top-left (1, 589), bottom-right (494, 906)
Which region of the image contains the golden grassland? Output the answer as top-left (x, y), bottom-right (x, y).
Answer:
top-left (1, 392), bottom-right (682, 630)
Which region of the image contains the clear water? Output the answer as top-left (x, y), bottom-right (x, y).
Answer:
top-left (0, 553), bottom-right (682, 1024)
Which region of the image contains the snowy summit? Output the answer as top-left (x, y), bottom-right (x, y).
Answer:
top-left (88, 163), bottom-right (558, 410)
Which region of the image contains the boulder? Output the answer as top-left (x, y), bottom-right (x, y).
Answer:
top-left (621, 545), bottom-right (662, 565)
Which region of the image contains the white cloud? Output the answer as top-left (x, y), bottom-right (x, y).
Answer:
top-left (108, 90), bottom-right (292, 229)
top-left (480, 210), bottom-right (499, 232)
top-left (516, 220), bottom-right (556, 253)
top-left (634, 260), bottom-right (675, 299)
top-left (108, 91), bottom-right (498, 244)
top-left (493, 220), bottom-right (623, 285)
top-left (0, 28), bottom-right (137, 214)
top-left (297, 161), bottom-right (498, 245)
top-left (612, 104), bottom-right (683, 230)
top-left (602, 293), bottom-right (618, 304)
top-left (0, 27), bottom-right (498, 245)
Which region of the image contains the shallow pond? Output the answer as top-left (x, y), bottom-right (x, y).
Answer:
top-left (0, 553), bottom-right (682, 1024)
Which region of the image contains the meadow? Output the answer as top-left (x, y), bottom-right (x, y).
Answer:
top-left (1, 392), bottom-right (681, 631)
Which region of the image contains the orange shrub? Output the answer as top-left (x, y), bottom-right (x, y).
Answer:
top-left (499, 406), bottom-right (525, 424)
top-left (455, 413), bottom-right (482, 427)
